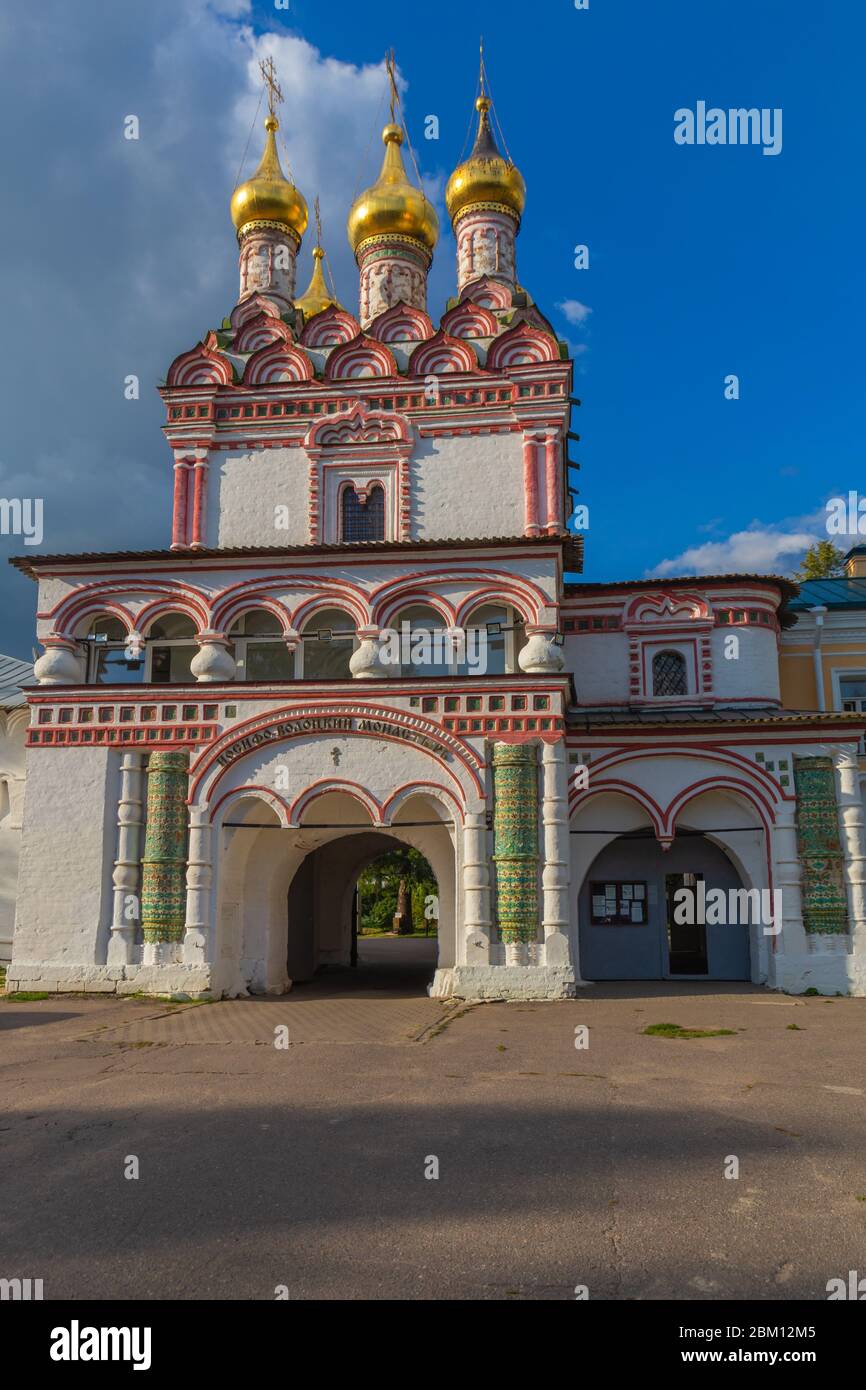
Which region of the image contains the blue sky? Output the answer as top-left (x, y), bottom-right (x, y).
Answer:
top-left (0, 0), bottom-right (863, 658)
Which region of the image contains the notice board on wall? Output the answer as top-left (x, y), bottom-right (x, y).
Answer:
top-left (589, 880), bottom-right (648, 926)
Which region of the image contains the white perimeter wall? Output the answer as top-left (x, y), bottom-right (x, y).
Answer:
top-left (13, 747), bottom-right (118, 976)
top-left (0, 711), bottom-right (28, 962)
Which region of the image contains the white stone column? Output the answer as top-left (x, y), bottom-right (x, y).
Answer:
top-left (772, 801), bottom-right (806, 957)
top-left (541, 740), bottom-right (572, 967)
top-left (835, 748), bottom-right (866, 944)
top-left (107, 752), bottom-right (146, 966)
top-left (462, 804), bottom-right (492, 964)
top-left (183, 807), bottom-right (213, 966)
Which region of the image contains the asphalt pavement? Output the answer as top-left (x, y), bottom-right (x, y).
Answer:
top-left (2, 940), bottom-right (865, 1301)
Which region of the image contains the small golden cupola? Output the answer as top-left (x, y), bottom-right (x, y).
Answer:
top-left (346, 51), bottom-right (439, 327)
top-left (231, 58), bottom-right (308, 313)
top-left (445, 50), bottom-right (526, 295)
top-left (295, 200), bottom-right (343, 321)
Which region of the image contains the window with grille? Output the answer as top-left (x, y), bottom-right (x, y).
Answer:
top-left (652, 649), bottom-right (687, 697)
top-left (341, 484), bottom-right (385, 542)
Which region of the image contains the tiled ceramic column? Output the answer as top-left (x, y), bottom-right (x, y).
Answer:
top-left (492, 742), bottom-right (539, 965)
top-left (141, 751), bottom-right (190, 962)
top-left (793, 755), bottom-right (849, 935)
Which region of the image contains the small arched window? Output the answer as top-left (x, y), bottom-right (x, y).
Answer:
top-left (148, 613), bottom-right (197, 641)
top-left (652, 649), bottom-right (688, 697)
top-left (394, 605), bottom-right (450, 678)
top-left (300, 608), bottom-right (357, 679)
top-left (228, 609), bottom-right (293, 681)
top-left (0, 777), bottom-right (10, 827)
top-left (341, 483), bottom-right (385, 543)
top-left (147, 612), bottom-right (199, 686)
top-left (84, 615), bottom-right (143, 685)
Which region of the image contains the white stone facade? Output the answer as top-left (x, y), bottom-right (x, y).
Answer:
top-left (6, 94), bottom-right (866, 1004)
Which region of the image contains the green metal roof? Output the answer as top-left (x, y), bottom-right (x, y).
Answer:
top-left (788, 578), bottom-right (866, 611)
top-left (0, 652), bottom-right (34, 708)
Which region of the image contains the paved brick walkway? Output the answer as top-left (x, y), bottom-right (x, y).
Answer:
top-left (1, 937), bottom-right (449, 1048)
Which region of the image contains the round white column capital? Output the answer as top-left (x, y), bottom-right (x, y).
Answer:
top-left (518, 631), bottom-right (564, 674)
top-left (191, 633), bottom-right (236, 683)
top-left (33, 636), bottom-right (85, 686)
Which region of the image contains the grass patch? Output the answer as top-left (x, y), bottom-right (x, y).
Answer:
top-left (643, 1021), bottom-right (736, 1040)
top-left (3, 991), bottom-right (50, 1002)
top-left (359, 929), bottom-right (435, 939)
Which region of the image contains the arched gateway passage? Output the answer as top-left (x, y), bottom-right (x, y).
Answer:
top-left (211, 787), bottom-right (456, 998)
top-left (287, 834), bottom-right (439, 993)
top-left (194, 705), bottom-right (479, 998)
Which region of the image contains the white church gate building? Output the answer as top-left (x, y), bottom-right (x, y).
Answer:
top-left (7, 68), bottom-right (866, 999)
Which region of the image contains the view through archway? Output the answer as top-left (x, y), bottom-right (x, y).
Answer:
top-left (287, 835), bottom-right (440, 996)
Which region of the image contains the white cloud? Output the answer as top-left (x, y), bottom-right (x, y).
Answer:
top-left (0, 4), bottom-right (453, 653)
top-left (649, 526), bottom-right (822, 578)
top-left (557, 299), bottom-right (592, 325)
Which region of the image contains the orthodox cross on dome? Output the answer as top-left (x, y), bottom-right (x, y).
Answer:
top-left (259, 55), bottom-right (284, 120)
top-left (385, 48), bottom-right (399, 123)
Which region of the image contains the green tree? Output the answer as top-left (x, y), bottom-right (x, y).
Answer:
top-left (793, 540), bottom-right (846, 581)
top-left (357, 848), bottom-right (437, 936)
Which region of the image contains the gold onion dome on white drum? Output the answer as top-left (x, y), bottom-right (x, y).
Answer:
top-left (230, 114), bottom-right (309, 240)
top-left (347, 123), bottom-right (439, 257)
top-left (446, 96), bottom-right (526, 226)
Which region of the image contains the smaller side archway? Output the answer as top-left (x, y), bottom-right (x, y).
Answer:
top-left (571, 787), bottom-right (768, 983)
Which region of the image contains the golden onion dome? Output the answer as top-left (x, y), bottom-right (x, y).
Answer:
top-left (347, 124), bottom-right (439, 257)
top-left (295, 246), bottom-right (342, 319)
top-left (230, 114), bottom-right (308, 240)
top-left (445, 96), bottom-right (526, 226)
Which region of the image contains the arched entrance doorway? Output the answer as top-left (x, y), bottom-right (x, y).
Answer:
top-left (578, 831), bottom-right (751, 980)
top-left (571, 786), bottom-right (771, 983)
